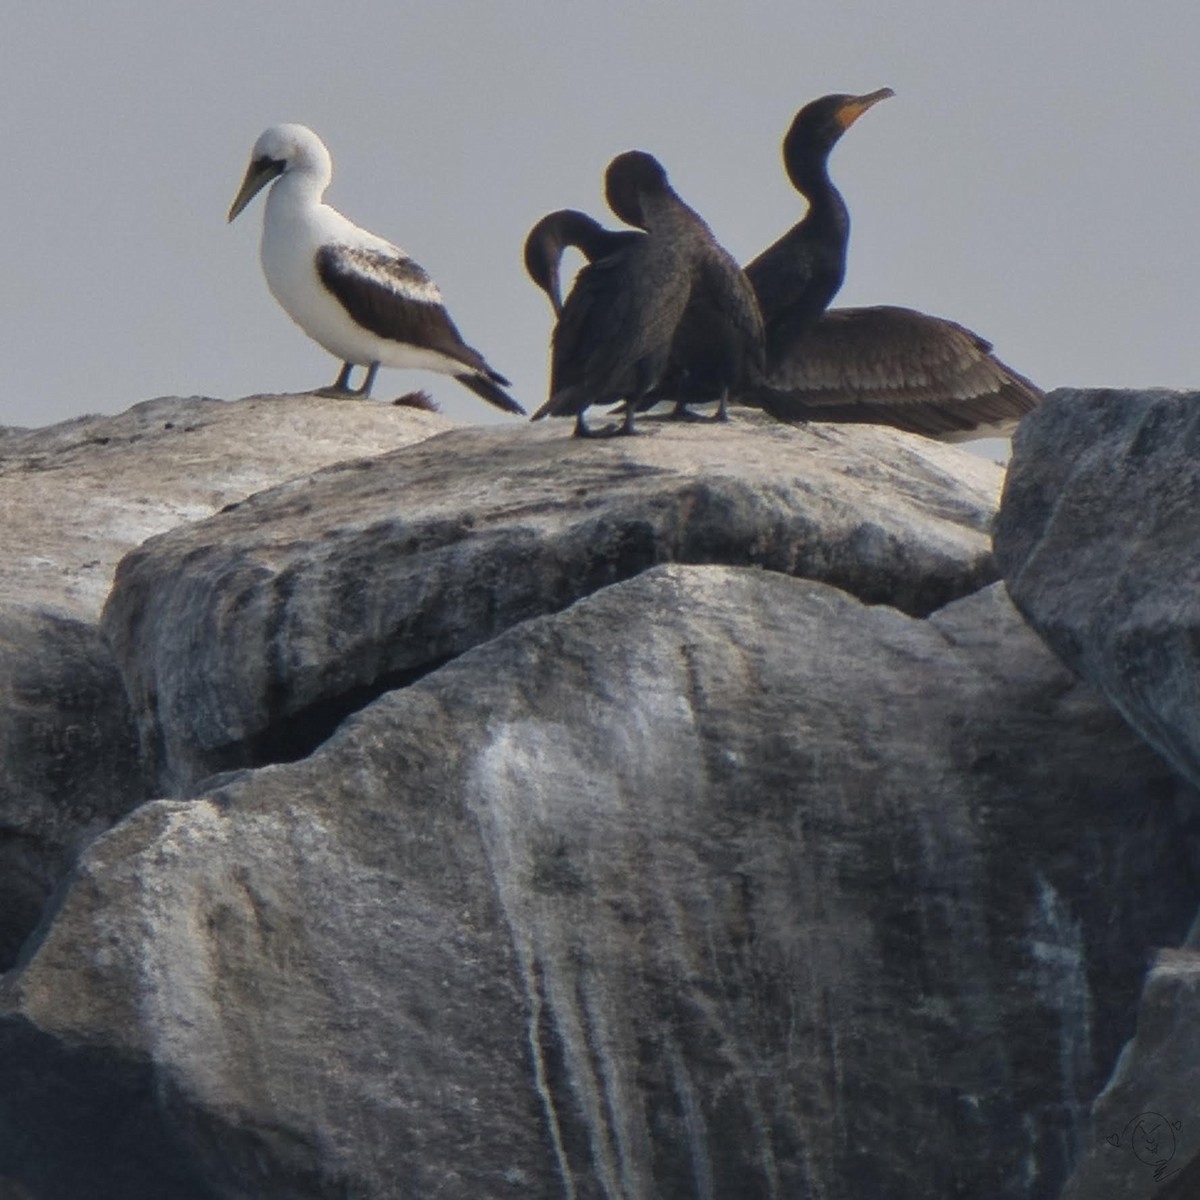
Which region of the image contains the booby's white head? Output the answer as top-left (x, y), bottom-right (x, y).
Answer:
top-left (227, 124), bottom-right (333, 223)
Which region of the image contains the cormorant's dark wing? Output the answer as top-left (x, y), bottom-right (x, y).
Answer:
top-left (698, 249), bottom-right (766, 380)
top-left (753, 305), bottom-right (1043, 440)
top-left (662, 249), bottom-right (765, 398)
top-left (535, 240), bottom-right (691, 419)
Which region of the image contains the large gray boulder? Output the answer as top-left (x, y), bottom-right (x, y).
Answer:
top-left (0, 393), bottom-right (451, 621)
top-left (0, 394), bottom-right (449, 969)
top-left (995, 387), bottom-right (1200, 1200)
top-left (1, 569), bottom-right (1194, 1200)
top-left (101, 414), bottom-right (1004, 795)
top-left (994, 386), bottom-right (1200, 789)
top-left (1059, 946), bottom-right (1200, 1200)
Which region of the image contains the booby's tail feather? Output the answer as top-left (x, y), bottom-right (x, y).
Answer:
top-left (454, 372), bottom-right (525, 416)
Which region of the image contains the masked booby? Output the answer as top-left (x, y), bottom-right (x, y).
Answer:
top-left (228, 124), bottom-right (523, 414)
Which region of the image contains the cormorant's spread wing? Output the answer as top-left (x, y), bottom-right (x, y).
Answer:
top-left (755, 305), bottom-right (1042, 439)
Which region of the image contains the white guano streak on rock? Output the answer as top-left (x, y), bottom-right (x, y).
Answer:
top-left (465, 720), bottom-right (593, 1200)
top-left (661, 1033), bottom-right (714, 1200)
top-left (466, 715), bottom-right (678, 1200)
top-left (1028, 873), bottom-right (1092, 1157)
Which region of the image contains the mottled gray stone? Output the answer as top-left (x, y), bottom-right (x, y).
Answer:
top-left (101, 414), bottom-right (1004, 795)
top-left (0, 606), bottom-right (146, 970)
top-left (0, 393), bottom-right (451, 621)
top-left (1059, 947), bottom-right (1200, 1200)
top-left (1, 569), bottom-right (1194, 1200)
top-left (0, 394), bottom-right (448, 971)
top-left (994, 386), bottom-right (1200, 789)
top-left (994, 388), bottom-right (1200, 1200)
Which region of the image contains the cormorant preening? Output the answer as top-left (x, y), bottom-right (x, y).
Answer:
top-left (531, 152), bottom-right (763, 436)
top-left (522, 210), bottom-right (640, 316)
top-left (745, 90), bottom-right (1042, 439)
top-left (524, 209), bottom-right (713, 420)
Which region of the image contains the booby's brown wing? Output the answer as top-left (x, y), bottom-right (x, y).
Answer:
top-left (754, 305), bottom-right (1043, 440)
top-left (316, 245), bottom-right (498, 371)
top-left (316, 244), bottom-right (523, 414)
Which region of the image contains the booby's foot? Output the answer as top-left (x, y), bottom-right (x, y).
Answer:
top-left (314, 361), bottom-right (377, 398)
top-left (666, 404), bottom-right (709, 422)
top-left (356, 362), bottom-right (380, 397)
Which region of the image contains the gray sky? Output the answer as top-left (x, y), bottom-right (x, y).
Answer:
top-left (3, 3), bottom-right (1198, 430)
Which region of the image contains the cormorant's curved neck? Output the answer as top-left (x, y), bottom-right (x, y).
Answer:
top-left (568, 215), bottom-right (633, 261)
top-left (786, 154), bottom-right (849, 249)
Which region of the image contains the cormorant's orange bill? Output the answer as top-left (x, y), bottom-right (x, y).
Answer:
top-left (834, 87), bottom-right (895, 131)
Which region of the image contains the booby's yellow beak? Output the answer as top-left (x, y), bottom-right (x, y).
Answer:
top-left (227, 155), bottom-right (286, 223)
top-left (835, 87), bottom-right (895, 131)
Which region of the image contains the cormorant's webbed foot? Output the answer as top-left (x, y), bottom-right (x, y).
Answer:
top-left (666, 400), bottom-right (708, 422)
top-left (572, 410), bottom-right (640, 438)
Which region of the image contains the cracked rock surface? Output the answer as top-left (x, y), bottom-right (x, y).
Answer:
top-left (996, 388), bottom-right (1200, 1200)
top-left (3, 393), bottom-right (1198, 1199)
top-left (0, 394), bottom-right (450, 969)
top-left (995, 387), bottom-right (1200, 789)
top-left (3, 568), bottom-right (1196, 1199)
top-left (100, 413), bottom-right (1004, 795)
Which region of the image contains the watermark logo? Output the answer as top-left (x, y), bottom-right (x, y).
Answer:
top-left (1106, 1113), bottom-right (1181, 1185)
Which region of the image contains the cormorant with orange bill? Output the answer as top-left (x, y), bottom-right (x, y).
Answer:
top-left (746, 90), bottom-right (1042, 440)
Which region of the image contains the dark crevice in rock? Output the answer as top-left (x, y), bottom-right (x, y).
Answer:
top-left (0, 1018), bottom-right (217, 1200)
top-left (207, 655), bottom-right (456, 777)
top-left (0, 1015), bottom-right (368, 1200)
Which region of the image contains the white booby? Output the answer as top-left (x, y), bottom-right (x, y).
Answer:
top-left (228, 124), bottom-right (523, 413)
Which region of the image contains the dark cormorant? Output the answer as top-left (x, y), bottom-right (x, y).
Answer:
top-left (531, 152), bottom-right (763, 436)
top-left (746, 90), bottom-right (1042, 440)
top-left (524, 209), bottom-right (727, 421)
top-left (745, 89), bottom-right (894, 366)
top-left (522, 210), bottom-right (640, 316)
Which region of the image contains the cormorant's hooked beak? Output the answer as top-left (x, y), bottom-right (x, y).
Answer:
top-left (835, 87), bottom-right (895, 131)
top-left (522, 230), bottom-right (565, 316)
top-left (227, 155), bottom-right (287, 223)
